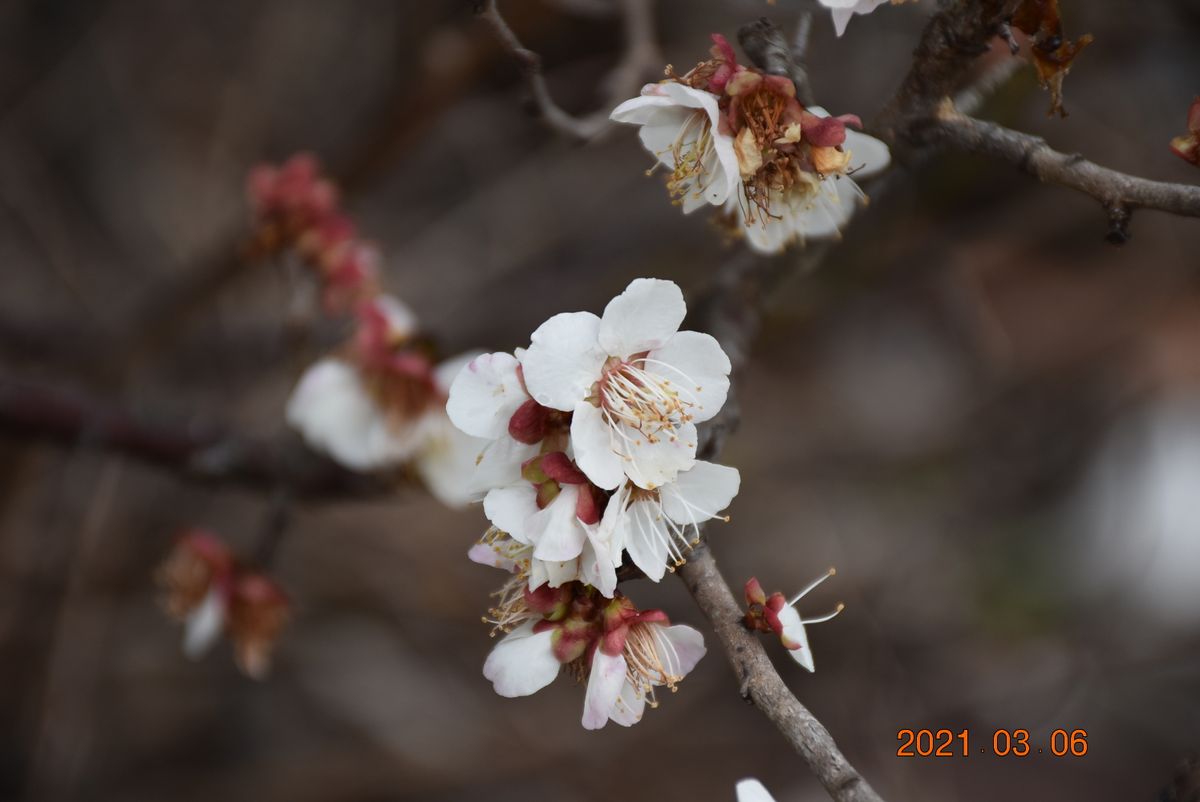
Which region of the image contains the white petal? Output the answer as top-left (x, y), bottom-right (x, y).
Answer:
top-left (660, 461), bottom-right (741, 526)
top-left (610, 91), bottom-right (681, 124)
top-left (182, 588), bottom-right (226, 658)
top-left (621, 418), bottom-right (698, 490)
top-left (468, 435), bottom-right (539, 496)
top-left (655, 623), bottom-right (706, 678)
top-left (483, 622), bottom-right (561, 698)
top-left (483, 485), bottom-right (539, 544)
top-left (598, 278), bottom-right (686, 357)
top-left (446, 351), bottom-right (526, 438)
top-left (530, 485), bottom-right (588, 562)
top-left (532, 557), bottom-right (579, 589)
top-left (286, 358), bottom-right (420, 470)
top-left (624, 499), bottom-right (671, 582)
top-left (736, 779), bottom-right (778, 802)
top-left (414, 412), bottom-right (487, 508)
top-left (831, 6), bottom-right (855, 35)
top-left (522, 311), bottom-right (605, 411)
top-left (582, 650), bottom-right (627, 730)
top-left (776, 604), bottom-right (815, 672)
top-left (646, 330), bottom-right (731, 424)
top-left (579, 530), bottom-right (618, 597)
top-left (608, 679), bottom-right (646, 727)
top-left (570, 401), bottom-right (626, 491)
top-left (844, 128), bottom-right (892, 179)
top-left (659, 83), bottom-right (740, 206)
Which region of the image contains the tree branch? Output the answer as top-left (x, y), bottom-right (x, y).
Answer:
top-left (931, 106), bottom-right (1200, 237)
top-left (679, 546), bottom-right (884, 802)
top-left (478, 0), bottom-right (661, 140)
top-left (0, 380), bottom-right (396, 499)
top-left (877, 0), bottom-right (1021, 142)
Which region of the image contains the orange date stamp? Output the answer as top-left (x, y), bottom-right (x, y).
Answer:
top-left (896, 728), bottom-right (1088, 757)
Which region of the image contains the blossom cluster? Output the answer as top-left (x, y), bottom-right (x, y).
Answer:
top-left (156, 529), bottom-right (289, 679)
top-left (247, 153), bottom-right (380, 315)
top-left (448, 278), bottom-right (741, 726)
top-left (610, 34), bottom-right (890, 254)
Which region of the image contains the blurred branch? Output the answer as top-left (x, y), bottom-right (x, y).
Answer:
top-left (0, 380), bottom-right (396, 499)
top-left (478, 0), bottom-right (661, 140)
top-left (931, 106), bottom-right (1200, 240)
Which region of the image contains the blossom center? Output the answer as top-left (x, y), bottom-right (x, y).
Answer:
top-left (595, 355), bottom-right (698, 444)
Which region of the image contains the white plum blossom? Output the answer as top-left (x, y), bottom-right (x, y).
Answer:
top-left (744, 568), bottom-right (843, 672)
top-left (727, 108), bottom-right (892, 254)
top-left (819, 0), bottom-right (908, 37)
top-left (521, 278), bottom-right (731, 491)
top-left (610, 81), bottom-right (740, 212)
top-left (480, 582), bottom-right (705, 729)
top-left (584, 619), bottom-right (706, 729)
top-left (602, 460), bottom-right (741, 580)
top-left (736, 779), bottom-right (778, 802)
top-left (611, 36), bottom-right (892, 254)
top-left (411, 353), bottom-right (494, 508)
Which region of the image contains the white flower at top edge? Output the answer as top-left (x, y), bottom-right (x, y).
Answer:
top-left (601, 460), bottom-right (740, 581)
top-left (726, 108), bottom-right (892, 255)
top-left (735, 779), bottom-right (778, 802)
top-left (610, 81), bottom-right (740, 213)
top-left (818, 0), bottom-right (906, 37)
top-left (521, 278), bottom-right (731, 491)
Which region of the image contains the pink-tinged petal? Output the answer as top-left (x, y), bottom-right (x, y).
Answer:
top-left (621, 419), bottom-right (698, 490)
top-left (736, 778), bottom-right (779, 802)
top-left (598, 278), bottom-right (687, 357)
top-left (530, 486), bottom-right (588, 562)
top-left (483, 622), bottom-right (561, 698)
top-left (801, 111), bottom-right (849, 148)
top-left (446, 351), bottom-right (526, 439)
top-left (522, 312), bottom-right (606, 411)
top-left (570, 401), bottom-right (626, 491)
top-left (775, 604), bottom-right (814, 671)
top-left (182, 588), bottom-right (226, 658)
top-left (467, 542), bottom-right (519, 572)
top-left (660, 461), bottom-right (740, 526)
top-left (623, 499), bottom-right (671, 582)
top-left (656, 623), bottom-right (706, 678)
top-left (646, 330), bottom-right (731, 424)
top-left (608, 679), bottom-right (647, 727)
top-left (582, 650), bottom-right (627, 730)
top-left (843, 128), bottom-right (891, 179)
top-left (483, 485), bottom-right (539, 544)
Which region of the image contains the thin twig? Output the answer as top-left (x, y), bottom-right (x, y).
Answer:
top-left (478, 0), bottom-right (661, 140)
top-left (932, 106), bottom-right (1200, 228)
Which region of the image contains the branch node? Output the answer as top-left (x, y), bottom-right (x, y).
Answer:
top-left (1105, 203), bottom-right (1132, 246)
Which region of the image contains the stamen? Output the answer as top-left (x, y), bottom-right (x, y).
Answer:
top-left (788, 566), bottom-right (836, 606)
top-left (802, 602), bottom-right (846, 625)
top-left (482, 574), bottom-right (533, 637)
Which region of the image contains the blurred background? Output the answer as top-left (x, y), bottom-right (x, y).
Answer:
top-left (2, 1), bottom-right (1199, 800)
